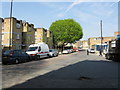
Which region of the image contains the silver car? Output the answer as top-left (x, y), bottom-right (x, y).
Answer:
top-left (88, 48), bottom-right (95, 53)
top-left (62, 49), bottom-right (71, 54)
top-left (49, 49), bottom-right (59, 57)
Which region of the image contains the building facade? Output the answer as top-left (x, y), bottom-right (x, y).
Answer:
top-left (35, 28), bottom-right (47, 44)
top-left (1, 17), bottom-right (54, 51)
top-left (2, 17), bottom-right (23, 51)
top-left (46, 30), bottom-right (53, 49)
top-left (114, 32), bottom-right (120, 37)
top-left (22, 22), bottom-right (35, 50)
top-left (81, 40), bottom-right (89, 49)
top-left (72, 41), bottom-right (80, 48)
top-left (78, 32), bottom-right (119, 50)
top-left (88, 36), bottom-right (116, 49)
top-left (35, 28), bottom-right (53, 49)
top-left (0, 18), bottom-right (3, 62)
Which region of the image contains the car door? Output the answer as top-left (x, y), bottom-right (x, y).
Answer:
top-left (21, 51), bottom-right (28, 62)
top-left (13, 50), bottom-right (20, 60)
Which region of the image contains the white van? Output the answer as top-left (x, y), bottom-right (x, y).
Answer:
top-left (26, 42), bottom-right (49, 60)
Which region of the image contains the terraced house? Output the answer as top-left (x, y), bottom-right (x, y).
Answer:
top-left (1, 17), bottom-right (23, 51)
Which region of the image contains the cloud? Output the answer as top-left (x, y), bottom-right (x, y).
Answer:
top-left (73, 9), bottom-right (99, 23)
top-left (65, 0), bottom-right (85, 13)
top-left (65, 0), bottom-right (119, 13)
top-left (57, 13), bottom-right (65, 17)
top-left (53, 1), bottom-right (117, 18)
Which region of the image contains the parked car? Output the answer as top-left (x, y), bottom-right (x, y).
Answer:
top-left (62, 49), bottom-right (71, 54)
top-left (88, 48), bottom-right (95, 53)
top-left (68, 49), bottom-right (74, 53)
top-left (78, 48), bottom-right (85, 51)
top-left (49, 49), bottom-right (59, 57)
top-left (2, 50), bottom-right (30, 64)
top-left (73, 48), bottom-right (78, 52)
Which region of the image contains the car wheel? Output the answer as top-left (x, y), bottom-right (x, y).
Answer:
top-left (27, 56), bottom-right (30, 61)
top-left (53, 54), bottom-right (55, 57)
top-left (35, 55), bottom-right (40, 60)
top-left (15, 59), bottom-right (19, 64)
top-left (2, 62), bottom-right (7, 65)
top-left (47, 54), bottom-right (51, 58)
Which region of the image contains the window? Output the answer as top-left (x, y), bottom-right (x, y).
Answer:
top-left (2, 34), bottom-right (4, 40)
top-left (14, 50), bottom-right (21, 54)
top-left (28, 27), bottom-right (32, 32)
top-left (38, 47), bottom-right (41, 51)
top-left (21, 51), bottom-right (26, 55)
top-left (16, 34), bottom-right (20, 39)
top-left (111, 41), bottom-right (116, 47)
top-left (3, 50), bottom-right (11, 55)
top-left (16, 23), bottom-right (21, 28)
top-left (27, 47), bottom-right (38, 51)
top-left (35, 32), bottom-right (37, 35)
top-left (2, 22), bottom-right (4, 29)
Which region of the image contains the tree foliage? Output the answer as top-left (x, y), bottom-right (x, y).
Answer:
top-left (49, 19), bottom-right (83, 47)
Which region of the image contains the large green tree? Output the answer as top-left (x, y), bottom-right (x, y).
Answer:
top-left (49, 19), bottom-right (83, 50)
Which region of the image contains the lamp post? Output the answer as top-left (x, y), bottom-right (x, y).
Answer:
top-left (100, 20), bottom-right (103, 51)
top-left (9, 0), bottom-right (13, 50)
top-left (88, 38), bottom-right (90, 49)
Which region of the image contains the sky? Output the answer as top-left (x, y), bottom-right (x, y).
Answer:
top-left (1, 0), bottom-right (118, 40)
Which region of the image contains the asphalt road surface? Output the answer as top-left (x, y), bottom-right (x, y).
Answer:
top-left (2, 51), bottom-right (120, 88)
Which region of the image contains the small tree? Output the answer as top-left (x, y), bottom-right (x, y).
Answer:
top-left (49, 19), bottom-right (83, 51)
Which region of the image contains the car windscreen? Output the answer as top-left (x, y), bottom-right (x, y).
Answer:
top-left (49, 50), bottom-right (53, 52)
top-left (27, 47), bottom-right (38, 51)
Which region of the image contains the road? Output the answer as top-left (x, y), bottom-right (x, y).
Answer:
top-left (2, 51), bottom-right (119, 88)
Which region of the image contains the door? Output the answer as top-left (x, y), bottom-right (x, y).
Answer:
top-left (21, 51), bottom-right (28, 62)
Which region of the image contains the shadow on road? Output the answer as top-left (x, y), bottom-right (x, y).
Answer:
top-left (5, 60), bottom-right (119, 88)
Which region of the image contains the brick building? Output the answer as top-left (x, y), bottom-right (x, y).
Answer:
top-left (88, 36), bottom-right (116, 49)
top-left (46, 30), bottom-right (53, 49)
top-left (72, 41), bottom-right (80, 48)
top-left (2, 17), bottom-right (23, 51)
top-left (22, 22), bottom-right (35, 50)
top-left (0, 18), bottom-right (3, 62)
top-left (74, 32), bottom-right (120, 50)
top-left (35, 28), bottom-right (47, 44)
top-left (35, 28), bottom-right (53, 49)
top-left (1, 17), bottom-right (54, 51)
top-left (80, 40), bottom-right (89, 49)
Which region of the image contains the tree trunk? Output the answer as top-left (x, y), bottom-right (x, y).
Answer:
top-left (61, 43), bottom-right (65, 52)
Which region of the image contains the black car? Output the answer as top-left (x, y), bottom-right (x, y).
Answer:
top-left (2, 50), bottom-right (30, 64)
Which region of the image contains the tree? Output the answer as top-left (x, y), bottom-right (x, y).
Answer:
top-left (49, 19), bottom-right (83, 51)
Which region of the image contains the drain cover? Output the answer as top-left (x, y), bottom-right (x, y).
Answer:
top-left (78, 76), bottom-right (92, 80)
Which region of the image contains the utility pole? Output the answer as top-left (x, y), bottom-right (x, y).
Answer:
top-left (100, 20), bottom-right (103, 51)
top-left (9, 0), bottom-right (13, 50)
top-left (88, 38), bottom-right (90, 49)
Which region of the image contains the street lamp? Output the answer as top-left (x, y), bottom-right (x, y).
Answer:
top-left (100, 20), bottom-right (103, 51)
top-left (88, 38), bottom-right (90, 49)
top-left (9, 0), bottom-right (13, 50)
